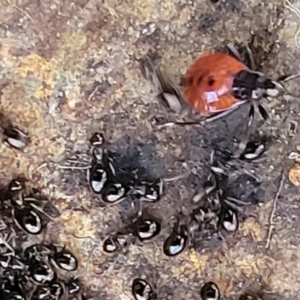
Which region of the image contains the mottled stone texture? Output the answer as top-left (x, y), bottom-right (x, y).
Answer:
top-left (1, 0), bottom-right (300, 299)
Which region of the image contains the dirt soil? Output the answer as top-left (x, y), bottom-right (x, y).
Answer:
top-left (1, 0), bottom-right (300, 299)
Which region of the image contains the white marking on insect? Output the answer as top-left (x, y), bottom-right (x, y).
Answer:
top-left (25, 211), bottom-right (42, 234)
top-left (56, 253), bottom-right (77, 271)
top-left (244, 144), bottom-right (265, 160)
top-left (205, 91), bottom-right (219, 103)
top-left (91, 170), bottom-right (107, 193)
top-left (6, 137), bottom-right (26, 149)
top-left (138, 221), bottom-right (158, 239)
top-left (105, 184), bottom-right (126, 202)
top-left (223, 210), bottom-right (238, 232)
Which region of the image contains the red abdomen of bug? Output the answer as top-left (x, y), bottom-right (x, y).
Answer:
top-left (183, 53), bottom-right (249, 115)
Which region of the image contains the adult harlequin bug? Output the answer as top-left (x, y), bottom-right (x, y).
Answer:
top-left (143, 43), bottom-right (300, 130)
top-left (184, 44), bottom-right (298, 122)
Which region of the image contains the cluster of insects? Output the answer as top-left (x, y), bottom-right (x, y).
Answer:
top-left (200, 281), bottom-right (264, 300)
top-left (85, 130), bottom-right (264, 259)
top-left (163, 156), bottom-right (245, 257)
top-left (101, 153), bottom-right (246, 257)
top-left (0, 178), bottom-right (87, 300)
top-left (88, 132), bottom-right (164, 205)
top-left (0, 178), bottom-right (60, 236)
top-left (0, 113), bottom-right (30, 150)
top-left (102, 211), bottom-right (162, 254)
top-left (131, 278), bottom-right (265, 300)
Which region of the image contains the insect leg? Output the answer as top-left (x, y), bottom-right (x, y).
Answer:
top-left (226, 42), bottom-right (243, 62)
top-left (244, 43), bottom-right (256, 70)
top-left (205, 106), bottom-right (242, 123)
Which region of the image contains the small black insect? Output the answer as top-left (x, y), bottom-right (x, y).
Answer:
top-left (200, 282), bottom-right (220, 300)
top-left (29, 260), bottom-right (56, 284)
top-left (8, 179), bottom-right (25, 193)
top-left (0, 178), bottom-right (26, 205)
top-left (132, 278), bottom-right (156, 300)
top-left (132, 218), bottom-right (161, 242)
top-left (101, 182), bottom-right (127, 203)
top-left (142, 179), bottom-right (164, 202)
top-left (103, 232), bottom-right (132, 253)
top-left (90, 132), bottom-right (105, 147)
top-left (49, 245), bottom-right (78, 271)
top-left (13, 207), bottom-right (43, 235)
top-left (219, 206), bottom-right (239, 232)
top-left (163, 224), bottom-right (188, 257)
top-left (103, 236), bottom-right (119, 253)
top-left (3, 126), bottom-right (30, 150)
top-left (240, 141), bottom-right (266, 161)
top-left (89, 164), bottom-right (107, 194)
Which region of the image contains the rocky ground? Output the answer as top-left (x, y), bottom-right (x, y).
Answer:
top-left (1, 0), bottom-right (300, 299)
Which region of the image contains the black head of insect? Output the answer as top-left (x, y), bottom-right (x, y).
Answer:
top-left (227, 42), bottom-right (279, 131)
top-left (132, 278), bottom-right (157, 300)
top-left (200, 282), bottom-right (220, 300)
top-left (8, 178), bottom-right (26, 194)
top-left (90, 132), bottom-right (105, 147)
top-left (163, 224), bottom-right (189, 257)
top-left (131, 216), bottom-right (161, 242)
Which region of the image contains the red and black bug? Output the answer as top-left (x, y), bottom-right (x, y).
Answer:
top-left (142, 42), bottom-right (300, 129)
